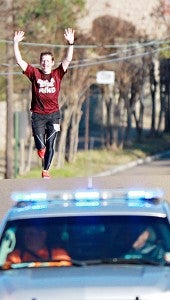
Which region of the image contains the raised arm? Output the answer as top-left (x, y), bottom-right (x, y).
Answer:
top-left (62, 28), bottom-right (75, 72)
top-left (13, 31), bottom-right (28, 72)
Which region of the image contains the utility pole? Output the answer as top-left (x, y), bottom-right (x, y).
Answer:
top-left (5, 0), bottom-right (14, 178)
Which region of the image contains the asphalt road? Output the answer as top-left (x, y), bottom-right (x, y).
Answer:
top-left (0, 151), bottom-right (170, 222)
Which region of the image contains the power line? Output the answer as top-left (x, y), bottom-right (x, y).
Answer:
top-left (1, 40), bottom-right (170, 74)
top-left (2, 42), bottom-right (170, 68)
top-left (1, 37), bottom-right (170, 64)
top-left (0, 36), bottom-right (170, 49)
top-left (69, 47), bottom-right (162, 68)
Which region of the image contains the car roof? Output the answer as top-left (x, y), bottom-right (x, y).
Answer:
top-left (4, 188), bottom-right (169, 221)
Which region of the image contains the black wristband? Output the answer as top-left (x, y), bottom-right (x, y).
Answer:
top-left (68, 42), bottom-right (74, 45)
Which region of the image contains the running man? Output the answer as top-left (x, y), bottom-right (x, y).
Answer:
top-left (13, 28), bottom-right (75, 178)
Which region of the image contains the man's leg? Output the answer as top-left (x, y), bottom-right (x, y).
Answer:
top-left (42, 117), bottom-right (60, 178)
top-left (31, 113), bottom-right (46, 159)
top-left (43, 129), bottom-right (57, 171)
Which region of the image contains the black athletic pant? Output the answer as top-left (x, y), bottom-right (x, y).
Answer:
top-left (31, 111), bottom-right (60, 170)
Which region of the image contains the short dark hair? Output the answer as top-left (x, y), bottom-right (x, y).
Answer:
top-left (40, 51), bottom-right (54, 62)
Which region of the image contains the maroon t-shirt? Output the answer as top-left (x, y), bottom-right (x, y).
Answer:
top-left (24, 63), bottom-right (66, 114)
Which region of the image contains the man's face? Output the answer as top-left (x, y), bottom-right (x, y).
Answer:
top-left (23, 226), bottom-right (47, 250)
top-left (40, 54), bottom-right (54, 74)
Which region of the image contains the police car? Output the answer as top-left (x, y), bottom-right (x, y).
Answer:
top-left (0, 185), bottom-right (170, 299)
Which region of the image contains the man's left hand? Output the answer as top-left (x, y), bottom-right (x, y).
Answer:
top-left (64, 28), bottom-right (75, 45)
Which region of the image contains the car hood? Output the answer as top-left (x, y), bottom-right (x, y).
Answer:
top-left (0, 265), bottom-right (170, 300)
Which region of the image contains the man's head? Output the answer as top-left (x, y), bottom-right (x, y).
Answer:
top-left (23, 226), bottom-right (47, 251)
top-left (40, 51), bottom-right (55, 74)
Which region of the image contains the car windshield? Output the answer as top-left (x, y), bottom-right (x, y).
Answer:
top-left (0, 215), bottom-right (170, 268)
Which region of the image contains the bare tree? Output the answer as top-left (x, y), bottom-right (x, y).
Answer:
top-left (56, 34), bottom-right (93, 167)
top-left (149, 56), bottom-right (158, 135)
top-left (5, 0), bottom-right (14, 179)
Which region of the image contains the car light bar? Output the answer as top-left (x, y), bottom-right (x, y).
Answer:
top-left (12, 192), bottom-right (47, 202)
top-left (11, 188), bottom-right (164, 207)
top-left (74, 191), bottom-right (100, 201)
top-left (127, 189), bottom-right (163, 202)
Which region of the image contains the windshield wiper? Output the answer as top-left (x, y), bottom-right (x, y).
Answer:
top-left (81, 257), bottom-right (162, 266)
top-left (0, 257), bottom-right (163, 270)
top-left (0, 258), bottom-right (85, 270)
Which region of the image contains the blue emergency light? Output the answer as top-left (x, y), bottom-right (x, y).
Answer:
top-left (11, 188), bottom-right (163, 208)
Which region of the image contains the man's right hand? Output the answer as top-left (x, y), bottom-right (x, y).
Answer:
top-left (13, 31), bottom-right (28, 72)
top-left (14, 31), bottom-right (25, 43)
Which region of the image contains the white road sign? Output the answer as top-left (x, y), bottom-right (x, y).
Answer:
top-left (96, 71), bottom-right (115, 84)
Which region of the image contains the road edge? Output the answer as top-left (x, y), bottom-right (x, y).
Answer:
top-left (96, 150), bottom-right (170, 177)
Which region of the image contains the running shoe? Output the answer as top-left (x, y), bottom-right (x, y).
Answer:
top-left (42, 170), bottom-right (50, 179)
top-left (37, 147), bottom-right (46, 159)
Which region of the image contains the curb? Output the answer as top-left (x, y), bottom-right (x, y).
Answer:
top-left (96, 150), bottom-right (170, 177)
